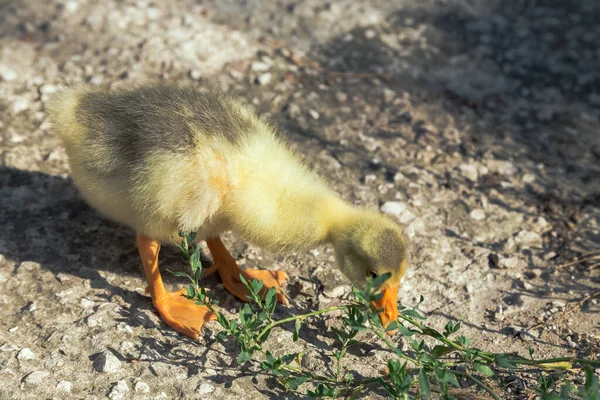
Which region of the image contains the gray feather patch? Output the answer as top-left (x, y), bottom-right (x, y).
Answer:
top-left (75, 83), bottom-right (253, 175)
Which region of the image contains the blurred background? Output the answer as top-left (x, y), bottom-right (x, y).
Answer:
top-left (0, 0), bottom-right (599, 398)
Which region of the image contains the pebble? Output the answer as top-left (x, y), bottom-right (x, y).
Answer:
top-left (459, 163), bottom-right (479, 182)
top-left (196, 382), bottom-right (216, 395)
top-left (56, 381), bottom-right (72, 393)
top-left (24, 371), bottom-right (50, 385)
top-left (551, 300), bottom-right (566, 308)
top-left (134, 381), bottom-right (150, 393)
top-left (469, 208), bottom-right (486, 221)
top-left (309, 109), bottom-right (320, 120)
top-left (287, 103), bottom-right (301, 118)
top-left (189, 69), bottom-right (202, 80)
top-left (514, 230), bottom-right (542, 248)
top-left (380, 201), bottom-right (407, 217)
top-left (250, 61), bottom-right (270, 72)
top-left (108, 380), bottom-right (129, 400)
top-left (8, 326), bottom-right (18, 333)
top-left (255, 72), bottom-right (272, 85)
top-left (93, 350), bottom-right (122, 373)
top-left (80, 298), bottom-right (95, 309)
top-left (17, 348), bottom-right (36, 360)
top-left (335, 92), bottom-right (347, 102)
top-left (0, 65), bottom-right (18, 81)
top-left (11, 97), bottom-right (30, 114)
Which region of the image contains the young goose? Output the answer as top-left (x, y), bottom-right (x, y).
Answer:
top-left (47, 83), bottom-right (409, 339)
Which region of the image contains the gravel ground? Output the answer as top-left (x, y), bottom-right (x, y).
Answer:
top-left (1, 0), bottom-right (599, 398)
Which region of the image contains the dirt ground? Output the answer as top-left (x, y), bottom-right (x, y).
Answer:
top-left (1, 0), bottom-right (599, 399)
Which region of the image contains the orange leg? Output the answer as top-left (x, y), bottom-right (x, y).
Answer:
top-left (137, 233), bottom-right (216, 339)
top-left (205, 237), bottom-right (288, 305)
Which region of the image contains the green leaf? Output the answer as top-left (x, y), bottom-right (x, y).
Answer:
top-left (418, 368), bottom-right (431, 399)
top-left (264, 287), bottom-right (277, 314)
top-left (237, 351), bottom-right (252, 365)
top-left (285, 376), bottom-right (309, 390)
top-left (431, 345), bottom-right (454, 358)
top-left (385, 320), bottom-right (398, 332)
top-left (402, 309), bottom-right (426, 320)
top-left (293, 319), bottom-right (301, 342)
top-left (398, 324), bottom-right (419, 337)
top-left (166, 269), bottom-right (192, 280)
top-left (494, 354), bottom-right (517, 370)
top-left (473, 363), bottom-right (495, 377)
top-left (444, 371), bottom-right (460, 388)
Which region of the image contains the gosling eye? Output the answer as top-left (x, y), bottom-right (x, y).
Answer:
top-left (367, 270), bottom-right (379, 280)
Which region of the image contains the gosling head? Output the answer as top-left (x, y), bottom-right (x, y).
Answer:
top-left (330, 209), bottom-right (409, 333)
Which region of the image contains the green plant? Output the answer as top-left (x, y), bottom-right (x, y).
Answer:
top-left (171, 231), bottom-right (600, 399)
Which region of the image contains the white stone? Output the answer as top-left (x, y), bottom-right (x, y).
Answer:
top-left (17, 348), bottom-right (35, 360)
top-left (11, 97), bottom-right (29, 114)
top-left (309, 109), bottom-right (320, 120)
top-left (108, 380), bottom-right (129, 400)
top-left (24, 371), bottom-right (50, 385)
top-left (0, 65), bottom-right (18, 81)
top-left (134, 381), bottom-right (150, 393)
top-left (256, 72), bottom-right (272, 85)
top-left (459, 163), bottom-right (479, 182)
top-left (56, 381), bottom-right (72, 393)
top-left (381, 201), bottom-right (407, 216)
top-left (514, 230), bottom-right (542, 247)
top-left (94, 350), bottom-right (122, 373)
top-left (189, 69), bottom-right (202, 80)
top-left (80, 298), bottom-right (95, 309)
top-left (196, 383), bottom-right (215, 395)
top-left (250, 61), bottom-right (270, 72)
top-left (469, 209), bottom-right (486, 221)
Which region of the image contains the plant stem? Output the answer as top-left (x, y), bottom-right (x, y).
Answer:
top-left (510, 357), bottom-right (600, 367)
top-left (256, 305), bottom-right (348, 341)
top-left (453, 370), bottom-right (501, 400)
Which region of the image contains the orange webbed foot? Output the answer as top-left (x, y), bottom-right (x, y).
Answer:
top-left (206, 237), bottom-right (289, 305)
top-left (153, 289), bottom-right (216, 339)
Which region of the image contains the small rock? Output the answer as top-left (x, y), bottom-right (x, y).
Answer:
top-left (551, 300), bottom-right (566, 308)
top-left (323, 284), bottom-right (350, 298)
top-left (514, 230), bottom-right (542, 248)
top-left (134, 381), bottom-right (150, 393)
top-left (17, 348), bottom-right (36, 360)
top-left (94, 350), bottom-right (122, 373)
top-left (522, 173), bottom-right (536, 183)
top-left (8, 326), bottom-right (18, 333)
top-left (80, 298), bottom-right (95, 309)
top-left (108, 380), bottom-right (129, 400)
top-left (364, 174), bottom-right (377, 184)
top-left (308, 109), bottom-right (320, 120)
top-left (56, 381), bottom-right (72, 393)
top-left (459, 163), bottom-right (479, 182)
top-left (335, 92), bottom-right (347, 102)
top-left (24, 371), bottom-right (50, 385)
top-left (250, 61), bottom-right (270, 72)
top-left (383, 88), bottom-right (396, 102)
top-left (500, 256), bottom-right (521, 269)
top-left (0, 344), bottom-right (19, 352)
top-left (469, 208), bottom-right (486, 221)
top-left (530, 268), bottom-right (543, 278)
top-left (542, 251), bottom-right (556, 261)
top-left (487, 160), bottom-right (517, 176)
top-left (196, 382), bottom-right (215, 395)
top-left (287, 103), bottom-right (301, 118)
top-left (380, 201), bottom-right (407, 217)
top-left (11, 97), bottom-right (30, 114)
top-left (189, 69), bottom-right (202, 80)
top-left (255, 72), bottom-right (272, 85)
top-left (0, 65), bottom-right (18, 81)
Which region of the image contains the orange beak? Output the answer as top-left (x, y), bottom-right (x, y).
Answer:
top-left (371, 284), bottom-right (399, 335)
